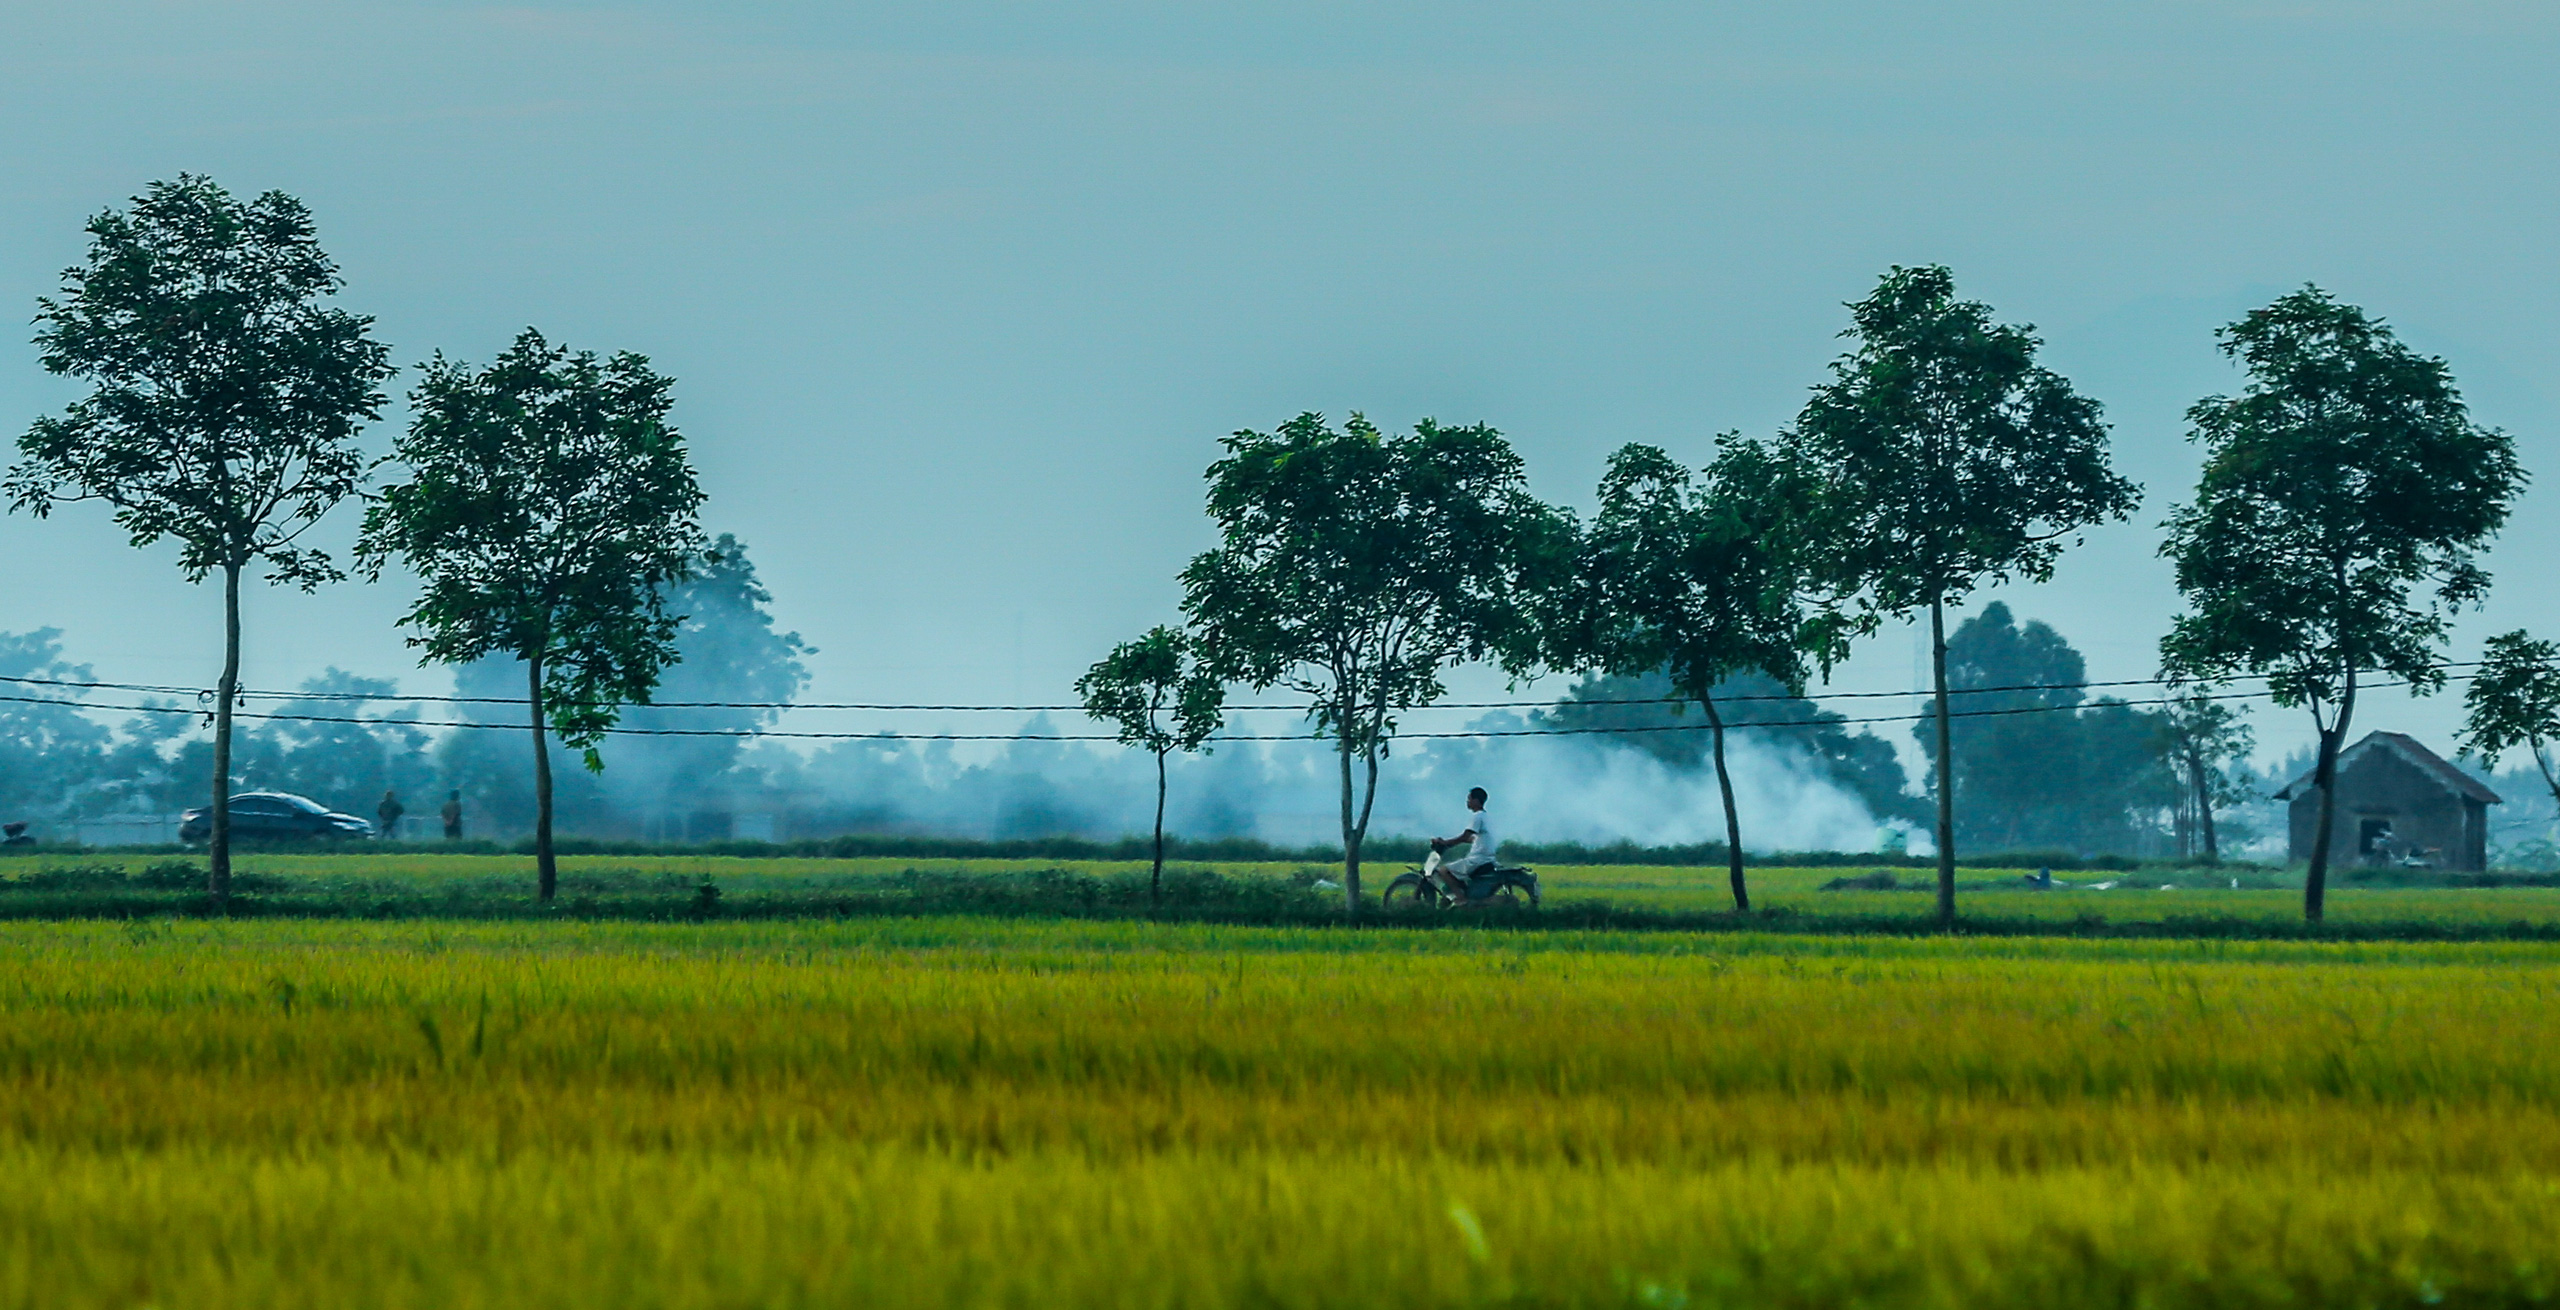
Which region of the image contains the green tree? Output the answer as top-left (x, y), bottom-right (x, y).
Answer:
top-left (2460, 631), bottom-right (2560, 815)
top-left (1551, 440), bottom-right (1840, 910)
top-left (1783, 266), bottom-right (2137, 923)
top-left (1181, 412), bottom-right (1567, 913)
top-left (1075, 625), bottom-right (1226, 905)
top-left (2156, 691), bottom-right (2254, 862)
top-left (427, 535), bottom-right (809, 844)
top-left (1912, 601), bottom-right (2087, 854)
top-left (2161, 288), bottom-right (2521, 921)
top-left (615, 533), bottom-right (814, 833)
top-left (358, 329), bottom-right (707, 901)
top-left (1912, 602), bottom-right (2170, 857)
top-left (0, 629), bottom-right (113, 830)
top-left (6, 176), bottom-right (392, 903)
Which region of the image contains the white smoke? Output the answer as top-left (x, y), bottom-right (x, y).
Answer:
top-left (1223, 732), bottom-right (1888, 853)
top-left (783, 713), bottom-right (1899, 854)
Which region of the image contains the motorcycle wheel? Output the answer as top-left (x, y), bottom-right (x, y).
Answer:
top-left (1490, 872), bottom-right (1540, 908)
top-left (1381, 872), bottom-right (1436, 909)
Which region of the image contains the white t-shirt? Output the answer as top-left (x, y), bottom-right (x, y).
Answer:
top-left (1460, 806), bottom-right (1496, 861)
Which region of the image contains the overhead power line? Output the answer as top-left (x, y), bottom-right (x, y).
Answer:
top-left (0, 676), bottom-right (2455, 743)
top-left (0, 663), bottom-right (2491, 716)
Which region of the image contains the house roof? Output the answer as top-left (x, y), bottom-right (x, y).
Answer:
top-left (2273, 731), bottom-right (2503, 804)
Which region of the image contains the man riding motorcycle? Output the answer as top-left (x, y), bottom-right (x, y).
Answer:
top-left (1429, 787), bottom-right (1498, 900)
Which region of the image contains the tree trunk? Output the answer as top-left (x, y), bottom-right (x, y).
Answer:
top-left (1929, 596), bottom-right (1957, 927)
top-left (1151, 746), bottom-right (1168, 908)
top-left (207, 562), bottom-right (243, 907)
top-left (1336, 716), bottom-right (1360, 916)
top-left (2172, 777), bottom-right (2194, 861)
top-left (529, 654), bottom-right (557, 903)
top-left (2195, 751), bottom-right (2220, 863)
top-left (1351, 742), bottom-right (1381, 914)
top-left (2302, 671), bottom-right (2356, 924)
top-left (1702, 692), bottom-right (1748, 912)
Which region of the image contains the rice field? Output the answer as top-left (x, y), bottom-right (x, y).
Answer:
top-left (6, 912), bottom-right (2560, 1307)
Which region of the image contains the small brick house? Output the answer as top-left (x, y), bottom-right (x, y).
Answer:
top-left (2273, 731), bottom-right (2499, 871)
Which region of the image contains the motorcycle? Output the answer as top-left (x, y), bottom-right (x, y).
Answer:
top-left (1381, 846), bottom-right (1540, 909)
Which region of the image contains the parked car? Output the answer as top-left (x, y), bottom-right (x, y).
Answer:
top-left (179, 792), bottom-right (374, 843)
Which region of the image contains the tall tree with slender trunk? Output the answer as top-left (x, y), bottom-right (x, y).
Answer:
top-left (2155, 691), bottom-right (2253, 862)
top-left (6, 176), bottom-right (391, 906)
top-left (1550, 439), bottom-right (1841, 911)
top-left (359, 329), bottom-right (706, 901)
top-left (1181, 412), bottom-right (1568, 914)
top-left (1781, 266), bottom-right (2137, 926)
top-left (2162, 288), bottom-right (2520, 922)
top-left (1076, 625), bottom-right (1226, 906)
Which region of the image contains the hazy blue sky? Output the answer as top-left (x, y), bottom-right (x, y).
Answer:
top-left (4, 1), bottom-right (2555, 770)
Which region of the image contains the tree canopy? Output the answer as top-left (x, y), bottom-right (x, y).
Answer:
top-left (1180, 411), bottom-right (1569, 911)
top-left (1550, 439), bottom-right (1837, 908)
top-left (2461, 630), bottom-right (2560, 811)
top-left (2161, 286), bottom-right (2522, 919)
top-left (360, 328), bottom-right (706, 898)
top-left (1783, 265), bottom-right (2137, 921)
top-left (1914, 602), bottom-right (2169, 856)
top-left (8, 176), bottom-right (391, 588)
top-left (2155, 690), bottom-right (2256, 862)
top-left (7, 175), bottom-right (392, 901)
top-left (1784, 266), bottom-right (2137, 620)
top-left (1077, 624), bottom-right (1226, 903)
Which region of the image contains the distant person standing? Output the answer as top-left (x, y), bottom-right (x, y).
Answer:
top-left (441, 789), bottom-right (464, 841)
top-left (377, 789), bottom-right (405, 840)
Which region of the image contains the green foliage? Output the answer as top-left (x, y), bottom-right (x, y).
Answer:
top-left (2462, 630), bottom-right (2560, 803)
top-left (1551, 439), bottom-right (1844, 907)
top-left (1076, 625), bottom-right (1226, 902)
top-left (2156, 690), bottom-right (2256, 859)
top-left (1915, 603), bottom-right (2172, 855)
top-left (1784, 266), bottom-right (2138, 620)
top-left (420, 538), bottom-right (806, 843)
top-left (1782, 265), bottom-right (2136, 917)
top-left (1558, 440), bottom-right (1838, 704)
top-left (2161, 287), bottom-right (2522, 711)
top-left (360, 329), bottom-right (707, 767)
top-left (1075, 626), bottom-right (1224, 759)
top-left (0, 629), bottom-right (115, 825)
top-left (1181, 412), bottom-right (1565, 735)
top-left (1179, 412), bottom-right (1572, 907)
top-left (2156, 693), bottom-right (2255, 798)
top-left (2161, 287), bottom-right (2524, 917)
top-left (7, 175), bottom-right (393, 903)
top-left (7, 175), bottom-right (393, 587)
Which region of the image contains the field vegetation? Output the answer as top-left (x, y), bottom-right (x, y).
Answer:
top-left (7, 850), bottom-right (2560, 937)
top-left (4, 912), bottom-right (2559, 1307)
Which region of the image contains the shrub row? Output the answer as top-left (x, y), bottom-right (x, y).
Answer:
top-left (4, 860), bottom-right (2556, 942)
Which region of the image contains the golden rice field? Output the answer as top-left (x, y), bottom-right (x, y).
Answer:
top-left (7, 912), bottom-right (2560, 1307)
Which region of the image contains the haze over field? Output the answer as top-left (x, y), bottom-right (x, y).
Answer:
top-left (4, 2), bottom-right (2556, 842)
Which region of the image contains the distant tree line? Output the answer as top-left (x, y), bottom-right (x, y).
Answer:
top-left (6, 175), bottom-right (2538, 924)
top-left (1095, 276), bottom-right (2523, 925)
